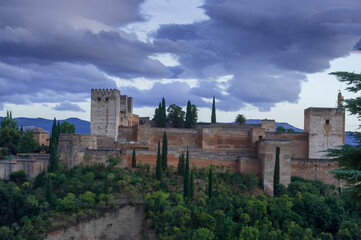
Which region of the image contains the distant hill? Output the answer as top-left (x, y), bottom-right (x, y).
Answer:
top-left (0, 117), bottom-right (90, 134)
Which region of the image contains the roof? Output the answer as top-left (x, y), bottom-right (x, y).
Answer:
top-left (32, 127), bottom-right (49, 134)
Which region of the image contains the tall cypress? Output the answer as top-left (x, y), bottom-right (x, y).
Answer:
top-left (161, 97), bottom-right (166, 128)
top-left (185, 101), bottom-right (192, 128)
top-left (48, 118), bottom-right (59, 173)
top-left (132, 149), bottom-right (136, 168)
top-left (183, 147), bottom-right (190, 198)
top-left (156, 140), bottom-right (162, 181)
top-left (208, 165), bottom-right (213, 199)
top-left (178, 152), bottom-right (185, 176)
top-left (211, 96), bottom-right (216, 124)
top-left (161, 131), bottom-right (168, 174)
top-left (190, 170), bottom-right (194, 199)
top-left (274, 146), bottom-right (280, 195)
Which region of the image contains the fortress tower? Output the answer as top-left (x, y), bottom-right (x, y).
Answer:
top-left (90, 89), bottom-right (121, 140)
top-left (304, 107), bottom-right (345, 159)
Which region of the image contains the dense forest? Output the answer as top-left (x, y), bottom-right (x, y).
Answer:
top-left (0, 159), bottom-right (360, 240)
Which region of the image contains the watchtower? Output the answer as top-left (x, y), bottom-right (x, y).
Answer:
top-left (90, 89), bottom-right (120, 140)
top-left (304, 107), bottom-right (345, 159)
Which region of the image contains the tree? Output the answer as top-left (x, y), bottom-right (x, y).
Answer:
top-left (211, 96), bottom-right (216, 124)
top-left (274, 146), bottom-right (280, 196)
top-left (1, 111), bottom-right (18, 130)
top-left (208, 165), bottom-right (213, 199)
top-left (328, 72), bottom-right (361, 204)
top-left (153, 102), bottom-right (162, 127)
top-left (186, 101), bottom-right (198, 128)
top-left (18, 130), bottom-right (39, 153)
top-left (190, 170), bottom-right (194, 199)
top-left (235, 114), bottom-right (246, 124)
top-left (156, 140), bottom-right (162, 181)
top-left (162, 131), bottom-right (168, 174)
top-left (132, 149), bottom-right (136, 168)
top-left (60, 121), bottom-right (75, 134)
top-left (184, 147), bottom-right (190, 198)
top-left (167, 104), bottom-right (185, 128)
top-left (161, 97), bottom-right (167, 128)
top-left (178, 152), bottom-right (185, 175)
top-left (9, 169), bottom-right (28, 186)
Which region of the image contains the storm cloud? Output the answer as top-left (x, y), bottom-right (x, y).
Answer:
top-left (154, 0), bottom-right (361, 111)
top-left (1, 0), bottom-right (361, 112)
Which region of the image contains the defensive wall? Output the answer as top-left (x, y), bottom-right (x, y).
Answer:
top-left (0, 154), bottom-right (49, 180)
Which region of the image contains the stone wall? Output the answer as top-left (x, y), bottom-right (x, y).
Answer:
top-left (304, 108), bottom-right (345, 158)
top-left (291, 158), bottom-right (341, 187)
top-left (46, 204), bottom-right (149, 240)
top-left (261, 119), bottom-right (275, 132)
top-left (258, 139), bottom-right (291, 195)
top-left (84, 149), bottom-right (126, 168)
top-left (266, 132), bottom-right (309, 158)
top-left (58, 134), bottom-right (97, 169)
top-left (0, 154), bottom-right (49, 180)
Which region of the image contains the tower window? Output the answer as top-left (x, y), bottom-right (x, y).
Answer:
top-left (326, 119), bottom-right (329, 124)
top-left (106, 98), bottom-right (109, 101)
top-left (97, 97), bottom-right (101, 101)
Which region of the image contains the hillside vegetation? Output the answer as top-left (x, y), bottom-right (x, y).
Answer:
top-left (0, 160), bottom-right (360, 240)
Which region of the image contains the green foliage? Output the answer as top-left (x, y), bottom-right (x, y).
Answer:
top-left (274, 146), bottom-right (280, 196)
top-left (235, 114), bottom-right (246, 124)
top-left (161, 97), bottom-right (167, 128)
top-left (9, 169), bottom-right (28, 186)
top-left (162, 131), bottom-right (168, 173)
top-left (132, 149), bottom-right (136, 168)
top-left (178, 152), bottom-right (185, 176)
top-left (190, 170), bottom-right (194, 199)
top-left (276, 126), bottom-right (295, 132)
top-left (60, 121), bottom-right (76, 133)
top-left (208, 165), bottom-right (213, 199)
top-left (211, 96), bottom-right (216, 124)
top-left (328, 71), bottom-right (361, 204)
top-left (1, 110), bottom-right (18, 130)
top-left (186, 101), bottom-right (198, 128)
top-left (153, 102), bottom-right (162, 127)
top-left (184, 148), bottom-right (190, 198)
top-left (167, 104), bottom-right (185, 128)
top-left (156, 141), bottom-right (162, 181)
top-left (18, 129), bottom-right (39, 153)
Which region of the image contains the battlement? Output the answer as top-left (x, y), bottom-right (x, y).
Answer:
top-left (91, 88), bottom-right (120, 97)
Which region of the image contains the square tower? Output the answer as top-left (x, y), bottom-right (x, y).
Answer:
top-left (304, 108), bottom-right (345, 159)
top-left (90, 89), bottom-right (120, 140)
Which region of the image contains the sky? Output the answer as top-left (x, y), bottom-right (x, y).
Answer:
top-left (0, 0), bottom-right (361, 131)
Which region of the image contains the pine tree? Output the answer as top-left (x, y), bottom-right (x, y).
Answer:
top-left (156, 140), bottom-right (162, 181)
top-left (328, 72), bottom-right (361, 204)
top-left (273, 146), bottom-right (280, 196)
top-left (162, 131), bottom-right (168, 174)
top-left (190, 170), bottom-right (194, 199)
top-left (185, 101), bottom-right (192, 128)
top-left (178, 152), bottom-right (185, 175)
top-left (132, 149), bottom-right (136, 168)
top-left (183, 147), bottom-right (190, 198)
top-left (161, 97), bottom-right (167, 128)
top-left (208, 165), bottom-right (213, 199)
top-left (211, 96), bottom-right (216, 124)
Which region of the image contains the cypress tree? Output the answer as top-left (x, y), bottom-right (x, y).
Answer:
top-left (154, 102), bottom-right (162, 127)
top-left (208, 165), bottom-right (213, 199)
top-left (162, 131), bottom-right (168, 174)
top-left (274, 146), bottom-right (280, 196)
top-left (190, 170), bottom-right (194, 199)
top-left (156, 140), bottom-right (162, 181)
top-left (45, 177), bottom-right (57, 206)
top-left (178, 152), bottom-right (185, 176)
top-left (185, 101), bottom-right (192, 128)
top-left (211, 96), bottom-right (216, 124)
top-left (161, 97), bottom-right (166, 128)
top-left (57, 120), bottom-right (61, 141)
top-left (48, 118), bottom-right (59, 173)
top-left (183, 147), bottom-right (190, 198)
top-left (132, 149), bottom-right (136, 168)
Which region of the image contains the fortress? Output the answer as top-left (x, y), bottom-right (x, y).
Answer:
top-left (57, 89), bottom-right (345, 195)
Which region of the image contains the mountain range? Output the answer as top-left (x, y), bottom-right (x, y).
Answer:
top-left (0, 117), bottom-right (356, 145)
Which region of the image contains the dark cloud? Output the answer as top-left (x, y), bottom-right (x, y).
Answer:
top-left (53, 101), bottom-right (85, 112)
top-left (0, 0), bottom-right (171, 108)
top-left (154, 0), bottom-right (361, 111)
